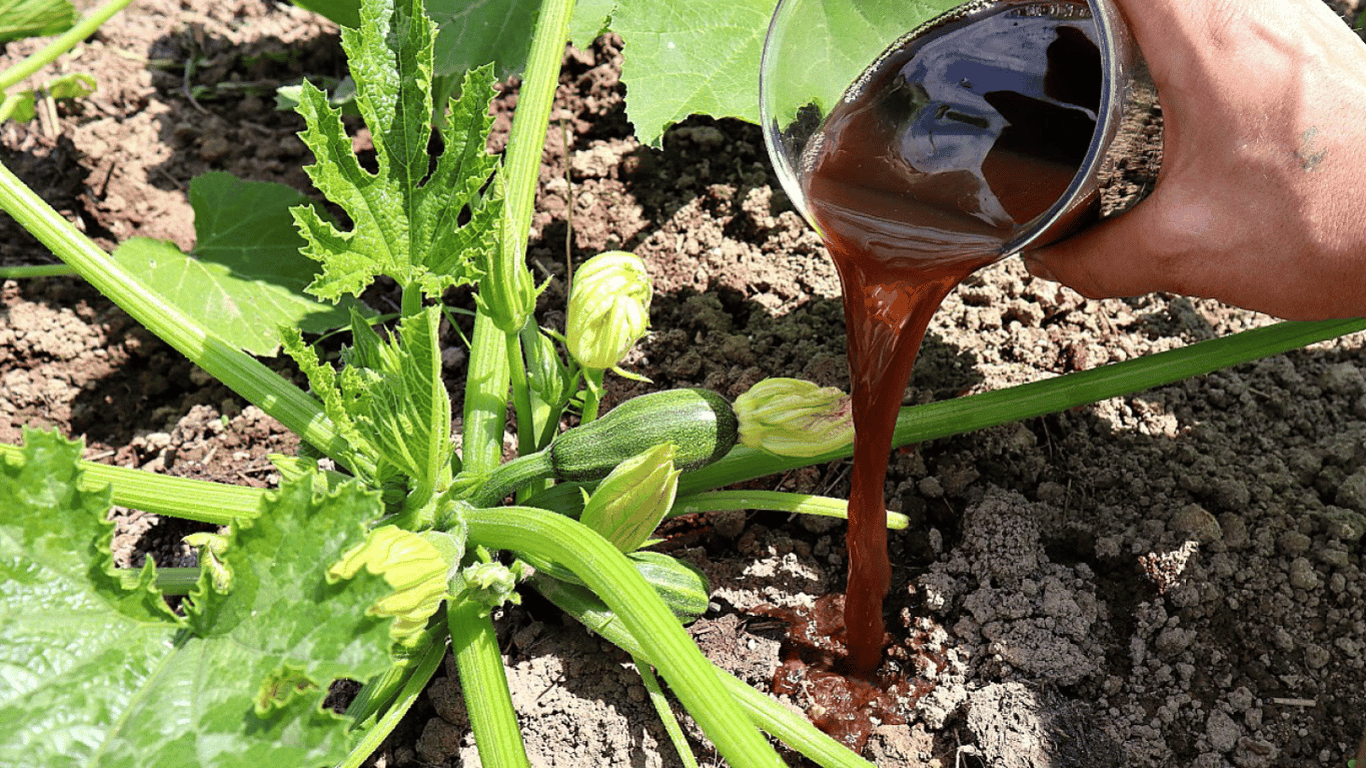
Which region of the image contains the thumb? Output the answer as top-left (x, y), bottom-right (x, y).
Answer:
top-left (1021, 199), bottom-right (1174, 300)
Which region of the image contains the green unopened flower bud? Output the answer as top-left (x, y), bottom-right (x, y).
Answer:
top-left (566, 250), bottom-right (652, 370)
top-left (478, 222), bottom-right (537, 334)
top-left (459, 562), bottom-right (522, 614)
top-left (329, 525), bottom-right (451, 645)
top-left (734, 378), bottom-right (855, 458)
top-left (580, 442), bottom-right (680, 552)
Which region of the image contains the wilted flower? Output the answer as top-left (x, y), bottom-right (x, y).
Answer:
top-left (566, 250), bottom-right (652, 370)
top-left (734, 377), bottom-right (855, 458)
top-left (579, 442), bottom-right (680, 552)
top-left (184, 532), bottom-right (233, 593)
top-left (328, 525), bottom-right (451, 645)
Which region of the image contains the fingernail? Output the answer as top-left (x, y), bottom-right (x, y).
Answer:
top-left (1022, 255), bottom-right (1056, 282)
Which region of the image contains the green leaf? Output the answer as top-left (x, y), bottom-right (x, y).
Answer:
top-left (345, 306), bottom-right (452, 501)
top-left (292, 0), bottom-right (499, 301)
top-left (0, 430), bottom-right (402, 767)
top-left (612, 0), bottom-right (773, 147)
top-left (569, 0), bottom-right (617, 48)
top-left (110, 172), bottom-right (363, 356)
top-left (760, 0), bottom-right (961, 130)
top-left (288, 0), bottom-right (360, 28)
top-left (428, 0), bottom-right (541, 79)
top-left (4, 72), bottom-right (96, 123)
top-left (45, 71), bottom-right (96, 99)
top-left (0, 0), bottom-right (74, 43)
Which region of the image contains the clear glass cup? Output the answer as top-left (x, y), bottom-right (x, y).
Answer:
top-left (759, 0), bottom-right (1157, 259)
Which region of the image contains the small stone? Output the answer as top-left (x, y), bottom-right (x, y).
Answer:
top-left (1335, 468), bottom-right (1366, 513)
top-left (1171, 504), bottom-right (1222, 544)
top-left (1276, 530), bottom-right (1311, 557)
top-left (1324, 506), bottom-right (1366, 543)
top-left (1288, 557), bottom-right (1320, 591)
top-left (1232, 736), bottom-right (1277, 768)
top-left (709, 508), bottom-right (746, 539)
top-left (1218, 513), bottom-right (1249, 549)
top-left (1320, 361), bottom-right (1365, 396)
top-left (919, 476), bottom-right (945, 498)
top-left (1206, 709), bottom-right (1241, 753)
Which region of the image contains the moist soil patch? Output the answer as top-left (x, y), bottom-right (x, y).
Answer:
top-left (3, 1), bottom-right (1365, 766)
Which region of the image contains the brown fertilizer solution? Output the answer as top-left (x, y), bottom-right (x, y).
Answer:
top-left (799, 0), bottom-right (1099, 677)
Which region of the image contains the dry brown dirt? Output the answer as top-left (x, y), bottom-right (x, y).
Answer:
top-left (2, 1), bottom-right (1366, 766)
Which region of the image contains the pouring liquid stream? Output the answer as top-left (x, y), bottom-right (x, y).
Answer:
top-left (798, 0), bottom-right (1100, 676)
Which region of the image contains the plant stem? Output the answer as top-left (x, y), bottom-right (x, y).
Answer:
top-left (581, 367), bottom-right (604, 422)
top-left (506, 330), bottom-right (536, 457)
top-left (465, 506), bottom-right (785, 767)
top-left (0, 159), bottom-right (357, 472)
top-left (532, 575), bottom-right (873, 768)
top-left (633, 656), bottom-right (700, 768)
top-left (468, 448), bottom-right (555, 508)
top-left (448, 598), bottom-right (532, 767)
top-left (679, 317), bottom-right (1366, 495)
top-left (400, 282), bottom-right (423, 318)
top-left (0, 441), bottom-right (265, 524)
top-left (499, 0), bottom-right (573, 262)
top-left (462, 311), bottom-right (511, 476)
top-left (336, 631), bottom-right (448, 768)
top-left (671, 489), bottom-right (910, 529)
top-left (0, 263), bottom-right (74, 278)
top-left (0, 0), bottom-right (134, 92)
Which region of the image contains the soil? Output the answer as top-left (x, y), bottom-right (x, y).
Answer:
top-left (3, 1), bottom-right (1366, 767)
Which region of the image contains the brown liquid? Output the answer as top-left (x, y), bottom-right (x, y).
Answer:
top-left (799, 0), bottom-right (1099, 676)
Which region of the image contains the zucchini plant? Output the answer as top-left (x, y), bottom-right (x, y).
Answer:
top-left (4, 0), bottom-right (1366, 766)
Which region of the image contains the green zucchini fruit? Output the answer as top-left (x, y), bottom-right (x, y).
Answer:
top-left (628, 550), bottom-right (710, 624)
top-left (548, 388), bottom-right (739, 481)
top-left (522, 549), bottom-right (710, 624)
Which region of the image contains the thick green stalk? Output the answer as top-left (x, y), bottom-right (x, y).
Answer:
top-left (462, 311), bottom-right (511, 475)
top-left (0, 441), bottom-right (265, 524)
top-left (680, 318), bottom-right (1366, 494)
top-left (501, 0), bottom-right (573, 255)
top-left (449, 598), bottom-right (532, 767)
top-left (532, 575), bottom-right (874, 768)
top-left (671, 489), bottom-right (910, 529)
top-left (466, 507), bottom-right (785, 767)
top-left (0, 159), bottom-right (355, 470)
top-left (0, 0), bottom-right (134, 92)
top-left (489, 0), bottom-right (574, 463)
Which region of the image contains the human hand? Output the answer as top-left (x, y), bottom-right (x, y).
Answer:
top-left (1024, 0), bottom-right (1366, 320)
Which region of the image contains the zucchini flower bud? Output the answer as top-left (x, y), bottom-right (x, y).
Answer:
top-left (566, 250), bottom-right (652, 370)
top-left (580, 442), bottom-right (680, 552)
top-left (734, 378), bottom-right (855, 458)
top-left (459, 562), bottom-right (522, 615)
top-left (477, 206), bottom-right (537, 333)
top-left (328, 525), bottom-right (451, 645)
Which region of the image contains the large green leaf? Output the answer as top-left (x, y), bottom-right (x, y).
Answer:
top-left (111, 172), bottom-right (361, 356)
top-left (760, 0), bottom-right (962, 130)
top-left (291, 0), bottom-right (499, 301)
top-left (612, 0), bottom-right (773, 147)
top-left (0, 430), bottom-right (400, 768)
top-left (0, 0), bottom-right (73, 43)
